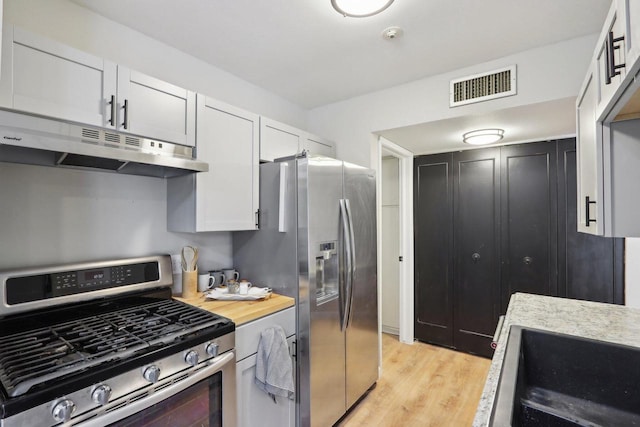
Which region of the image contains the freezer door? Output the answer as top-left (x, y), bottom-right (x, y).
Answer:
top-left (298, 156), bottom-right (346, 427)
top-left (343, 162), bottom-right (379, 409)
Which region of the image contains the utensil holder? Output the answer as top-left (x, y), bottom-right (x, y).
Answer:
top-left (182, 268), bottom-right (198, 298)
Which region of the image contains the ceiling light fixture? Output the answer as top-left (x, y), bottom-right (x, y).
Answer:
top-left (462, 128), bottom-right (505, 145)
top-left (331, 0), bottom-right (395, 17)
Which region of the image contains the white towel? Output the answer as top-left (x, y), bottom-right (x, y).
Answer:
top-left (255, 325), bottom-right (295, 403)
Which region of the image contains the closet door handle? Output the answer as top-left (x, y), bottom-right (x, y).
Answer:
top-left (471, 253), bottom-right (481, 263)
top-left (523, 256), bottom-right (533, 265)
top-left (585, 196), bottom-right (597, 227)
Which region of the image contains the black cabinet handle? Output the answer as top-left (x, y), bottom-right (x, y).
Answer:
top-left (472, 253), bottom-right (480, 263)
top-left (107, 95), bottom-right (115, 126)
top-left (605, 31), bottom-right (625, 85)
top-left (523, 256), bottom-right (533, 265)
top-left (122, 99), bottom-right (129, 130)
top-left (585, 196), bottom-right (597, 227)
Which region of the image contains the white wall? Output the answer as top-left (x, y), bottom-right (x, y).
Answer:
top-left (307, 34), bottom-right (598, 168)
top-left (307, 33), bottom-right (640, 306)
top-left (0, 0), bottom-right (308, 271)
top-left (626, 239), bottom-right (640, 308)
top-left (0, 163), bottom-right (232, 270)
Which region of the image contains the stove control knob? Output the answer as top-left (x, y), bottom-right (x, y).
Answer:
top-left (52, 399), bottom-right (76, 423)
top-left (184, 350), bottom-right (199, 366)
top-left (205, 342), bottom-right (219, 357)
top-left (143, 365), bottom-right (161, 383)
top-left (92, 384), bottom-right (112, 405)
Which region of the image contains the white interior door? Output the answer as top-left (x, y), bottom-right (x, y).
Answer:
top-left (378, 137), bottom-right (414, 345)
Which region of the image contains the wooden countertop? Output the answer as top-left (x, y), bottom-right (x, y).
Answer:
top-left (174, 292), bottom-right (295, 326)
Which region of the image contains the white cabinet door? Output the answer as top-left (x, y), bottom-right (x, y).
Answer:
top-left (117, 67), bottom-right (196, 146)
top-left (303, 133), bottom-right (336, 158)
top-left (623, 0), bottom-right (640, 69)
top-left (167, 95), bottom-right (259, 232)
top-left (596, 2), bottom-right (628, 119)
top-left (576, 64), bottom-right (604, 235)
top-left (603, 120), bottom-right (640, 237)
top-left (260, 118), bottom-right (302, 162)
top-left (236, 336), bottom-right (296, 427)
top-left (0, 25), bottom-right (117, 128)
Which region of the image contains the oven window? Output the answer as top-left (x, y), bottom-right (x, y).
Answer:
top-left (108, 372), bottom-right (222, 427)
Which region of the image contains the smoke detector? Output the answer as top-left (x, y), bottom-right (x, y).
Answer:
top-left (382, 26), bottom-right (403, 40)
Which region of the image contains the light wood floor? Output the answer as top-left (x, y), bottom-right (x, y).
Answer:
top-left (337, 334), bottom-right (491, 427)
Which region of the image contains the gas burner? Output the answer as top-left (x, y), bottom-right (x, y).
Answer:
top-left (0, 299), bottom-right (229, 398)
top-left (0, 256), bottom-right (236, 426)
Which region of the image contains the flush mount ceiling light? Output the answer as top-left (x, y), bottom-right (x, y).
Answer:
top-left (462, 128), bottom-right (505, 145)
top-left (331, 0), bottom-right (395, 17)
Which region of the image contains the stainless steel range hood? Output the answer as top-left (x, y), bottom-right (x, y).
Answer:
top-left (0, 109), bottom-right (208, 178)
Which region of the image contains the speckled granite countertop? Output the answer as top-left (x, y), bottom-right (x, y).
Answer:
top-left (473, 292), bottom-right (640, 427)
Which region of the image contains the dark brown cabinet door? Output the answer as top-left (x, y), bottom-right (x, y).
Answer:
top-left (414, 153), bottom-right (454, 348)
top-left (557, 139), bottom-right (624, 304)
top-left (500, 142), bottom-right (558, 311)
top-left (453, 149), bottom-right (500, 357)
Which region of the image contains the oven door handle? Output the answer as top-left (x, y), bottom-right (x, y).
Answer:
top-left (76, 352), bottom-right (235, 427)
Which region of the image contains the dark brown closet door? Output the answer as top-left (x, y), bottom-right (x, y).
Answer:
top-left (453, 148), bottom-right (500, 357)
top-left (414, 153), bottom-right (454, 348)
top-left (500, 142), bottom-right (558, 311)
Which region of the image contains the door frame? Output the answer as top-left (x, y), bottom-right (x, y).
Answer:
top-left (377, 136), bottom-right (414, 344)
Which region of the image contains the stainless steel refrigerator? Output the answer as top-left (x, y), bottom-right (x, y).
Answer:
top-left (233, 154), bottom-right (378, 427)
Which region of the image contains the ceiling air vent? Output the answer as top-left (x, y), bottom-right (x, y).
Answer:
top-left (450, 65), bottom-right (516, 107)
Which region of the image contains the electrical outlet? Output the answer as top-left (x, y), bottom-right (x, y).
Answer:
top-left (170, 254), bottom-right (182, 274)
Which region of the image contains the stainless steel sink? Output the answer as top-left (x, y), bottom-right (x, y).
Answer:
top-left (490, 326), bottom-right (640, 426)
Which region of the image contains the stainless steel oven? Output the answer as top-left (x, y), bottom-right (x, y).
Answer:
top-left (0, 255), bottom-right (236, 427)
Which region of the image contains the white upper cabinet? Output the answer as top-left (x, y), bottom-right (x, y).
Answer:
top-left (0, 25), bottom-right (195, 146)
top-left (117, 68), bottom-right (196, 146)
top-left (0, 25), bottom-right (117, 128)
top-left (576, 0), bottom-right (640, 237)
top-left (595, 1), bottom-right (627, 118)
top-left (623, 0), bottom-right (640, 68)
top-left (167, 95), bottom-right (259, 232)
top-left (576, 64), bottom-right (604, 235)
top-left (303, 133), bottom-right (336, 158)
top-left (260, 118), bottom-right (303, 162)
top-left (260, 117), bottom-right (336, 161)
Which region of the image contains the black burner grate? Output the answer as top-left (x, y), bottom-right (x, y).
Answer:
top-left (0, 299), bottom-right (226, 397)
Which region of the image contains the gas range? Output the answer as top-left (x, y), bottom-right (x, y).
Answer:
top-left (0, 255), bottom-right (236, 427)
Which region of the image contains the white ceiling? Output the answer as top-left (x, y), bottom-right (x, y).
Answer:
top-left (73, 0), bottom-right (608, 110)
top-left (71, 0), bottom-right (609, 153)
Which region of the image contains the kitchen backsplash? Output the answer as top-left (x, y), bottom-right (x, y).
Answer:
top-left (0, 162), bottom-right (232, 270)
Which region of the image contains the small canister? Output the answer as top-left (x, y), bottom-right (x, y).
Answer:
top-left (181, 268), bottom-right (198, 298)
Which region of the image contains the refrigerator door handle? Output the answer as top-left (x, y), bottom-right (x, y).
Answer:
top-left (345, 199), bottom-right (357, 327)
top-left (278, 163), bottom-right (288, 233)
top-left (339, 199), bottom-right (352, 331)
